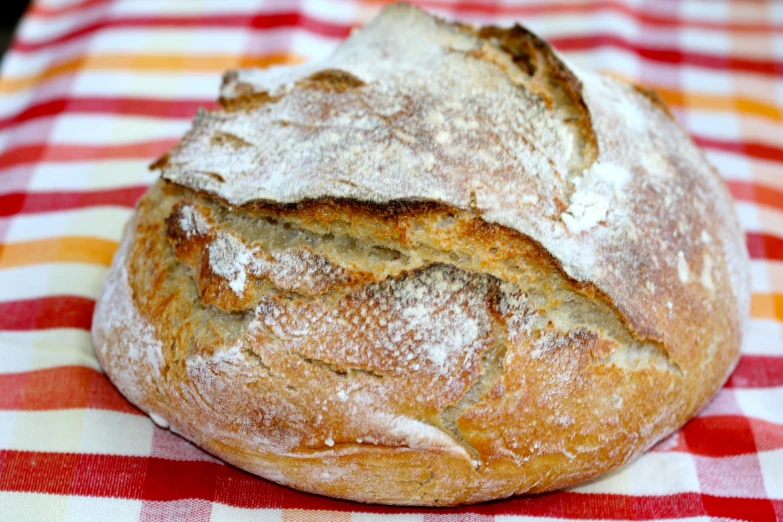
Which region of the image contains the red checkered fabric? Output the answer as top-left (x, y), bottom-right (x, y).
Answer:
top-left (0, 1), bottom-right (781, 520)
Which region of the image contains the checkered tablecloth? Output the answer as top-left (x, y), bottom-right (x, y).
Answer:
top-left (0, 0), bottom-right (781, 520)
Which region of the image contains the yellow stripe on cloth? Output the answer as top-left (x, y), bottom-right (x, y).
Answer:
top-left (607, 72), bottom-right (783, 122)
top-left (0, 237), bottom-right (118, 269)
top-left (751, 293), bottom-right (783, 322)
top-left (0, 53), bottom-right (305, 94)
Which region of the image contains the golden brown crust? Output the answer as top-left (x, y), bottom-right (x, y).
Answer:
top-left (94, 176), bottom-right (738, 505)
top-left (93, 3), bottom-right (749, 507)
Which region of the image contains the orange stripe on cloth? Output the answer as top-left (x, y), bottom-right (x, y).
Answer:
top-left (0, 140), bottom-right (176, 170)
top-left (0, 365), bottom-right (140, 414)
top-left (728, 180), bottom-right (783, 212)
top-left (0, 53), bottom-right (305, 94)
top-left (656, 88), bottom-right (783, 121)
top-left (0, 237), bottom-right (118, 269)
top-left (605, 75), bottom-right (783, 122)
top-left (751, 293), bottom-right (783, 321)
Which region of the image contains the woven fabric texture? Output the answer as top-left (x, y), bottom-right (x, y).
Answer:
top-left (0, 1), bottom-right (781, 520)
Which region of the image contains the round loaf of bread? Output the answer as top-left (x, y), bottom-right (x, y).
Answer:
top-left (92, 3), bottom-right (750, 506)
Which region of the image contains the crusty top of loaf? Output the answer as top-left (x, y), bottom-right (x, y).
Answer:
top-left (157, 3), bottom-right (749, 361)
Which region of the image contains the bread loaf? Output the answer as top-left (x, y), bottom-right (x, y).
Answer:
top-left (92, 3), bottom-right (750, 506)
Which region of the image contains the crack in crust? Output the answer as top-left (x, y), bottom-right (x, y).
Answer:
top-left (294, 352), bottom-right (387, 380)
top-left (152, 180), bottom-right (683, 467)
top-left (471, 24), bottom-right (599, 186)
top-left (299, 69), bottom-right (366, 92)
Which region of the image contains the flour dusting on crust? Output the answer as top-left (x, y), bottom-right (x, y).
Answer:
top-left (159, 3), bottom-right (749, 348)
top-left (208, 232), bottom-right (259, 295)
top-left (178, 203), bottom-right (211, 237)
top-left (203, 229), bottom-right (359, 300)
top-left (254, 264), bottom-right (494, 392)
top-left (92, 217), bottom-right (163, 409)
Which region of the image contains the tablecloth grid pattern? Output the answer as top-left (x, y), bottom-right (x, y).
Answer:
top-left (0, 0), bottom-right (781, 520)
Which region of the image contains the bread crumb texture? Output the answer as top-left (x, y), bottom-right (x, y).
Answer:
top-left (93, 3), bottom-right (749, 506)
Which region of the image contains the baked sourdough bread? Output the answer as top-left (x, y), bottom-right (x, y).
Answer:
top-left (93, 3), bottom-right (750, 506)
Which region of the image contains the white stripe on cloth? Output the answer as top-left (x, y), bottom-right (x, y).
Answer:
top-left (705, 150), bottom-right (783, 191)
top-left (0, 492), bottom-right (143, 522)
top-left (0, 409), bottom-right (153, 456)
top-left (69, 72), bottom-right (225, 99)
top-left (0, 328), bottom-right (97, 374)
top-left (571, 451), bottom-right (701, 495)
top-left (210, 504), bottom-right (283, 522)
top-left (25, 160), bottom-right (156, 194)
top-left (742, 319), bottom-right (783, 356)
top-left (734, 201), bottom-right (783, 237)
top-left (751, 260), bottom-right (778, 293)
top-left (0, 114), bottom-right (190, 146)
top-left (680, 111), bottom-right (782, 150)
top-left (350, 515), bottom-right (425, 522)
top-left (736, 387), bottom-right (783, 425)
top-left (2, 207), bottom-right (132, 243)
top-left (759, 448), bottom-right (783, 498)
top-left (568, 50), bottom-right (782, 100)
top-left (0, 160), bottom-right (154, 198)
top-left (0, 263), bottom-right (107, 302)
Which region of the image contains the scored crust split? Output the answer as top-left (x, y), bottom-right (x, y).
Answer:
top-left (92, 3), bottom-right (750, 506)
